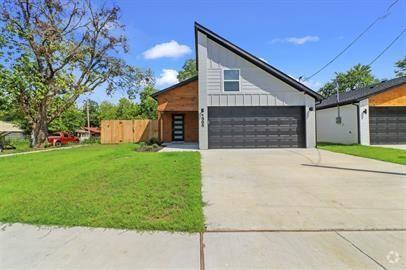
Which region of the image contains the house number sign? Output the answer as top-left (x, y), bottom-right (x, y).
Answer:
top-left (200, 108), bottom-right (205, 127)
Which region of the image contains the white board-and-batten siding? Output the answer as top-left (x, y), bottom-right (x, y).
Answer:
top-left (205, 39), bottom-right (308, 106)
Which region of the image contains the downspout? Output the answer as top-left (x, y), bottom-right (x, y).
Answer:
top-left (354, 103), bottom-right (361, 144)
top-left (314, 99), bottom-right (322, 148)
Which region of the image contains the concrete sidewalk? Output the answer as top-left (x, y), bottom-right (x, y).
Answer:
top-left (1, 223), bottom-right (405, 269)
top-left (0, 223), bottom-right (199, 270)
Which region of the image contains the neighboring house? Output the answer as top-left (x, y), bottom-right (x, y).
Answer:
top-left (153, 22), bottom-right (323, 149)
top-left (75, 127), bottom-right (101, 142)
top-left (0, 120), bottom-right (25, 140)
top-left (316, 76), bottom-right (406, 145)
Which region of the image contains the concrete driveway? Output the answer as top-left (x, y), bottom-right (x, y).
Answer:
top-left (202, 148), bottom-right (406, 230)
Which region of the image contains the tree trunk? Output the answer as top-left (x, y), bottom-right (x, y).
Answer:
top-left (32, 114), bottom-right (48, 148)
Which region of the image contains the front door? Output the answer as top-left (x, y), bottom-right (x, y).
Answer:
top-left (172, 114), bottom-right (184, 141)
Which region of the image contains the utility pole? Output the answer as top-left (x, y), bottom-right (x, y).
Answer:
top-left (87, 99), bottom-right (91, 138)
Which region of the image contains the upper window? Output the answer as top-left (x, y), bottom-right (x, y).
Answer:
top-left (223, 69), bottom-right (240, 92)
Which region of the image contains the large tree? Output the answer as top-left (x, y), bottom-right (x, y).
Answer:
top-left (0, 0), bottom-right (152, 147)
top-left (48, 105), bottom-right (84, 133)
top-left (394, 57), bottom-right (406, 77)
top-left (177, 59), bottom-right (197, 81)
top-left (319, 64), bottom-right (379, 97)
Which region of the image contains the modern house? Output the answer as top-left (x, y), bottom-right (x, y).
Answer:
top-left (316, 76), bottom-right (406, 145)
top-left (153, 22), bottom-right (323, 149)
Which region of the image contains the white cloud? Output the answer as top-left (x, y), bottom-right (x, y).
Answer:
top-left (143, 40), bottom-right (191, 59)
top-left (271, 35), bottom-right (320, 45)
top-left (156, 69), bottom-right (179, 87)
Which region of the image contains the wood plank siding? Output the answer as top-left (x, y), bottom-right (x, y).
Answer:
top-left (155, 79), bottom-right (199, 142)
top-left (157, 80), bottom-right (198, 112)
top-left (369, 84), bottom-right (406, 106)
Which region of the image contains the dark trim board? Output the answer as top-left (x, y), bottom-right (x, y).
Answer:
top-left (194, 22), bottom-right (323, 101)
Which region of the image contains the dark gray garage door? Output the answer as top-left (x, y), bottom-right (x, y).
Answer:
top-left (369, 106), bottom-right (406, 144)
top-left (208, 106), bottom-right (306, 149)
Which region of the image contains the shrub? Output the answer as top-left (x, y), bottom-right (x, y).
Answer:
top-left (135, 142), bottom-right (162, 152)
top-left (146, 137), bottom-right (160, 146)
top-left (82, 137), bottom-right (101, 144)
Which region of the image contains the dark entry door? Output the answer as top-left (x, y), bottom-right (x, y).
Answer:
top-left (208, 106), bottom-right (306, 149)
top-left (172, 114), bottom-right (184, 141)
top-left (369, 106), bottom-right (406, 144)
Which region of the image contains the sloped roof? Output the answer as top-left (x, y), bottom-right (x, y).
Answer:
top-left (194, 22), bottom-right (323, 101)
top-left (0, 121), bottom-right (23, 132)
top-left (317, 76), bottom-right (406, 110)
top-left (152, 76), bottom-right (198, 98)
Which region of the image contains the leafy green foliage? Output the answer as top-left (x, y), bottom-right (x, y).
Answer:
top-left (0, 144), bottom-right (204, 232)
top-left (138, 86), bottom-right (157, 119)
top-left (99, 101), bottom-right (118, 120)
top-left (48, 106), bottom-right (85, 132)
top-left (318, 64), bottom-right (379, 97)
top-left (177, 59), bottom-right (197, 81)
top-left (116, 98), bottom-right (139, 120)
top-left (98, 92), bottom-right (157, 121)
top-left (394, 57), bottom-right (406, 77)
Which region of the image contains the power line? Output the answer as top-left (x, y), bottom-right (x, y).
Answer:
top-left (302, 0), bottom-right (401, 81)
top-left (367, 27), bottom-right (406, 66)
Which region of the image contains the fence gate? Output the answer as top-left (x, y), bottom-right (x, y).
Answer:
top-left (101, 120), bottom-right (158, 144)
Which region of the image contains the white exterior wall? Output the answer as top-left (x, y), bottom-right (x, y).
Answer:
top-left (316, 104), bottom-right (359, 144)
top-left (359, 99), bottom-right (370, 145)
top-left (205, 39), bottom-right (308, 106)
top-left (197, 32), bottom-right (209, 149)
top-left (197, 31), bottom-right (317, 148)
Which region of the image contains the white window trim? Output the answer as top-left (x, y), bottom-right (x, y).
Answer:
top-left (222, 68), bottom-right (241, 92)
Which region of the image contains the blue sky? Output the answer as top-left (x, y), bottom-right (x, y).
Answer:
top-left (83, 0), bottom-right (406, 104)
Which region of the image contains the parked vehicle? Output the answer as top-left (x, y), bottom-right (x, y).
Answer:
top-left (47, 132), bottom-right (79, 146)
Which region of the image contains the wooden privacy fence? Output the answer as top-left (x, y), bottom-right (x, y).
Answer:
top-left (101, 120), bottom-right (158, 144)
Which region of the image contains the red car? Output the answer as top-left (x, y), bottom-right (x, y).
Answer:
top-left (47, 132), bottom-right (79, 146)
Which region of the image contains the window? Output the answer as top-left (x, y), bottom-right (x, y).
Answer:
top-left (223, 69), bottom-right (240, 92)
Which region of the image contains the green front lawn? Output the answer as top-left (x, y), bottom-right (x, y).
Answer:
top-left (318, 143), bottom-right (406, 165)
top-left (0, 144), bottom-right (204, 232)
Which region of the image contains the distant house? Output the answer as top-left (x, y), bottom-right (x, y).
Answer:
top-left (0, 121), bottom-right (25, 140)
top-left (75, 127), bottom-right (101, 142)
top-left (316, 76), bottom-right (406, 145)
